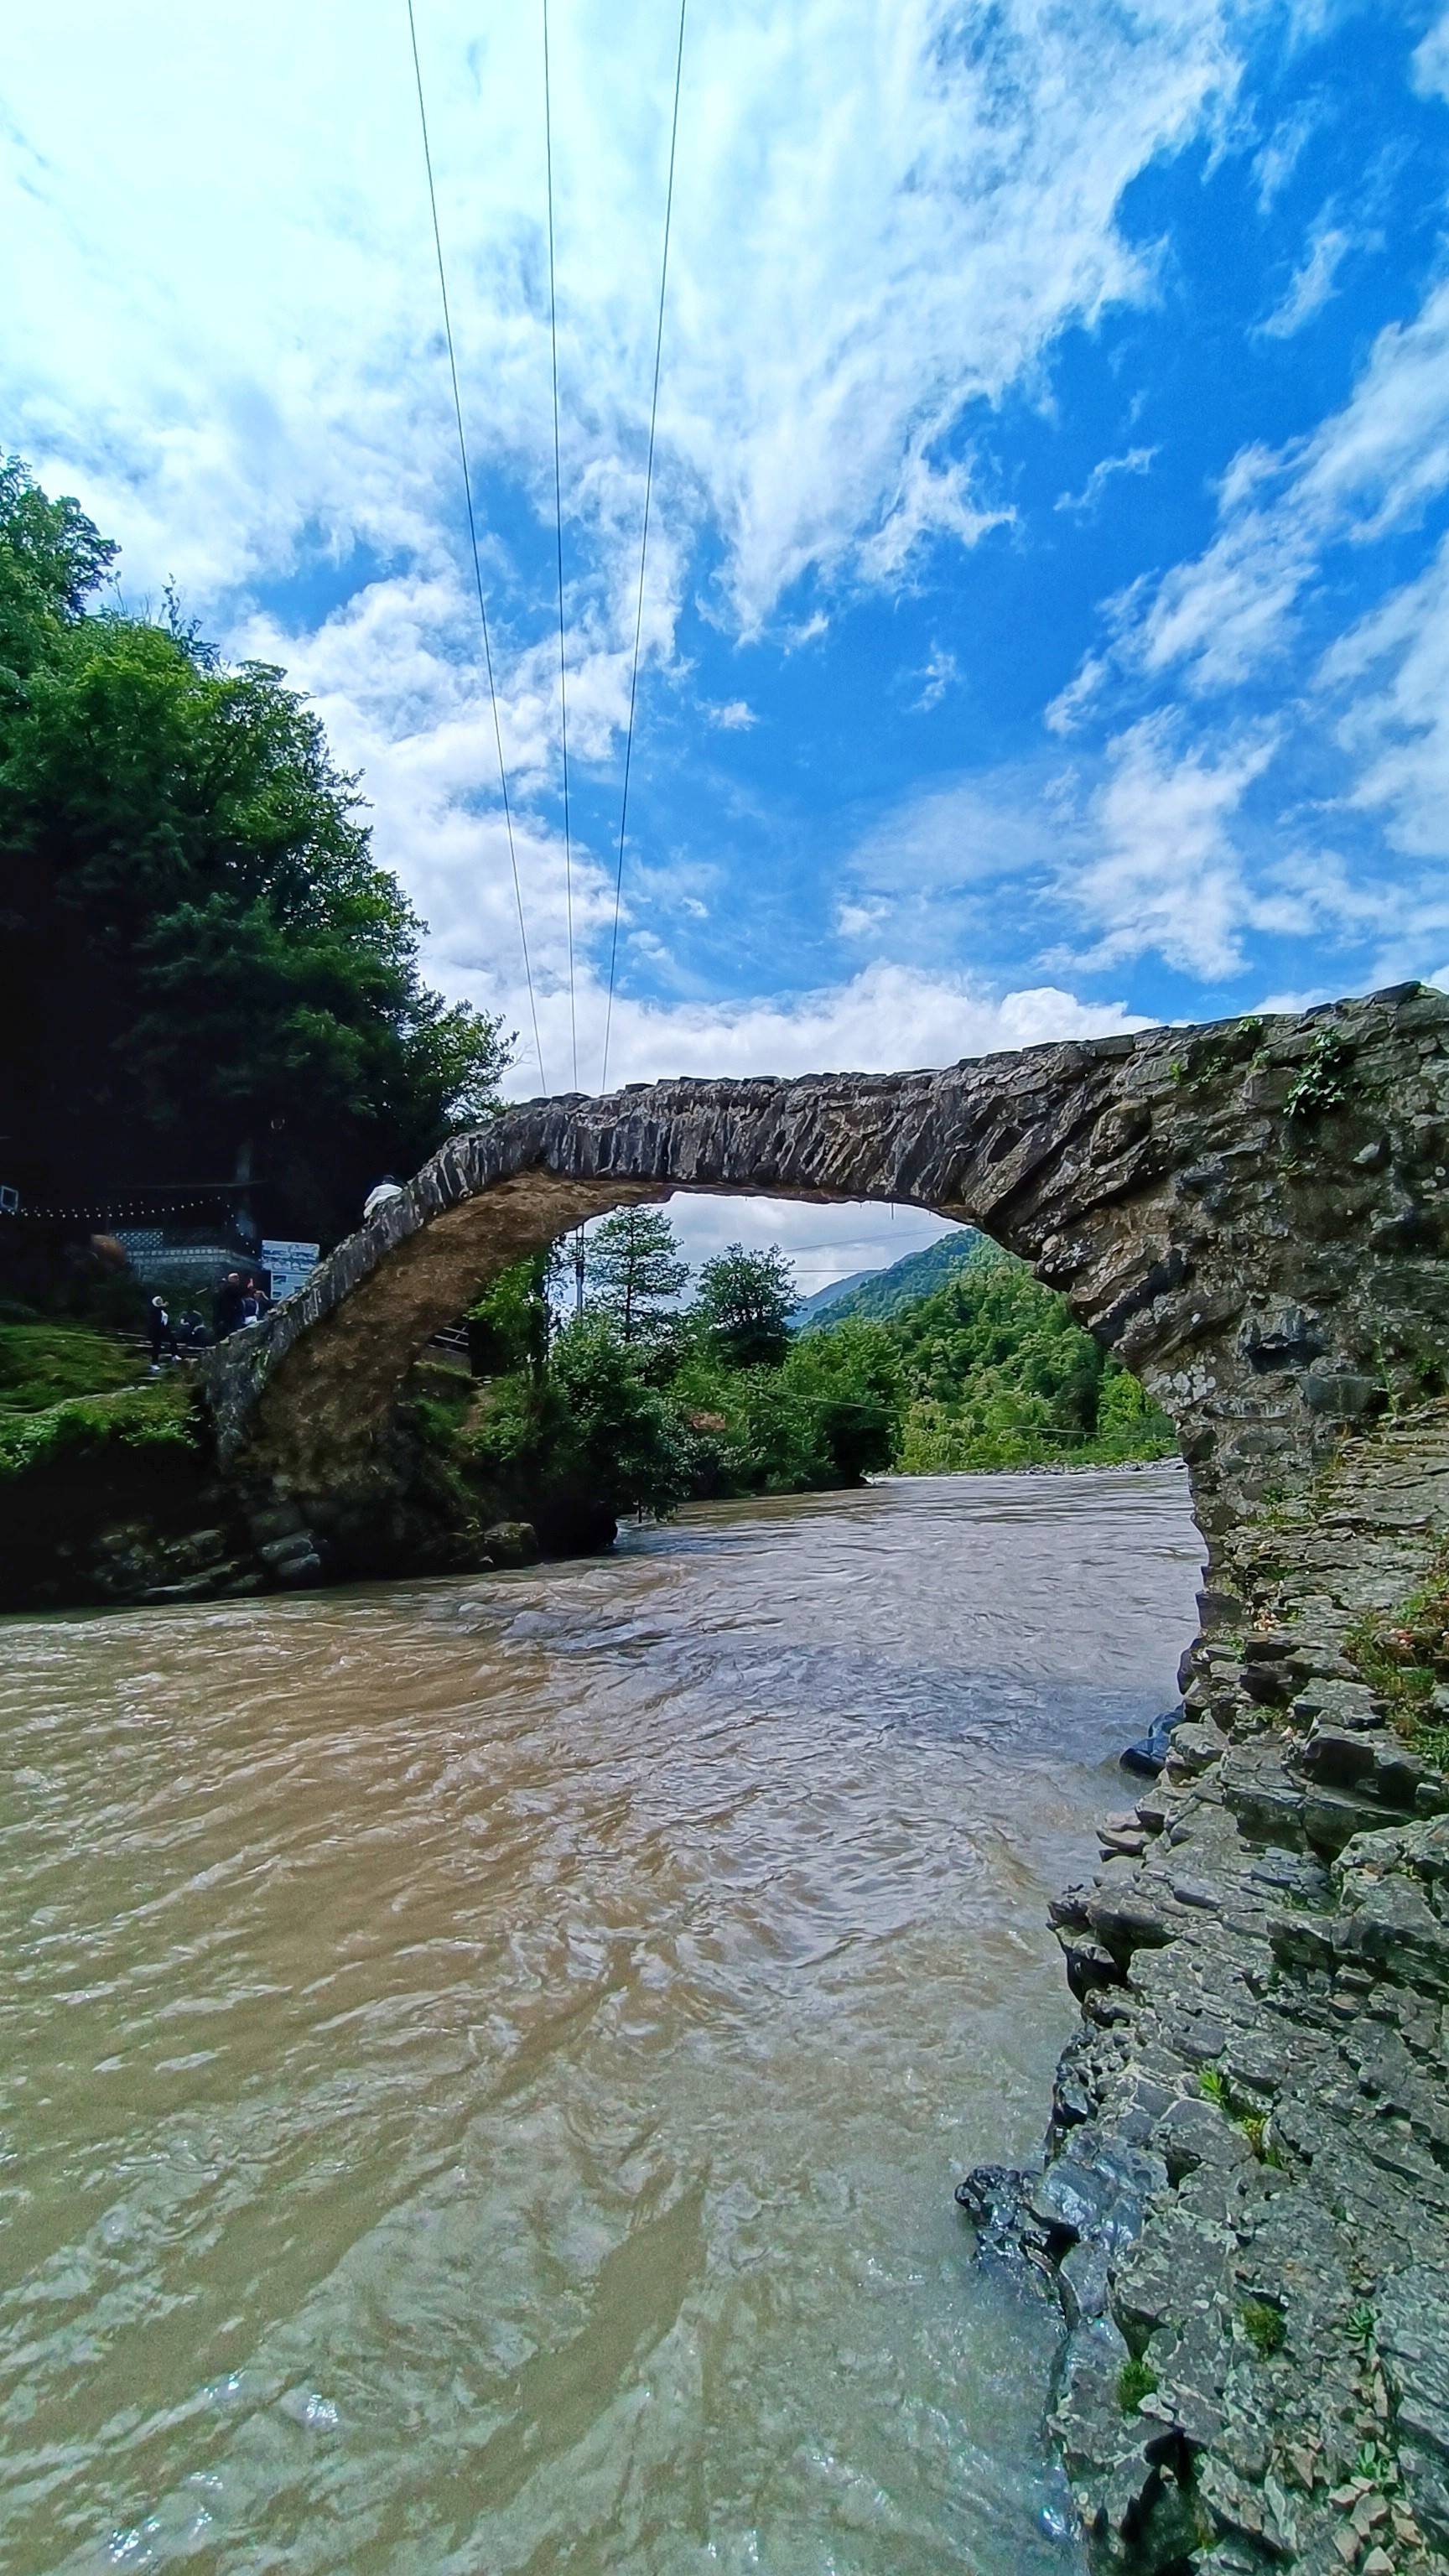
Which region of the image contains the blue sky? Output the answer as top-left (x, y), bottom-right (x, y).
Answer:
top-left (5, 1), bottom-right (1449, 1278)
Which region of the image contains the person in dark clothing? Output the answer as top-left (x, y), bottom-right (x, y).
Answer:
top-left (213, 1271), bottom-right (245, 1338)
top-left (147, 1296), bottom-right (177, 1365)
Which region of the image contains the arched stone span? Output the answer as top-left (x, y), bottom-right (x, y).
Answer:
top-left (205, 985), bottom-right (1449, 1591)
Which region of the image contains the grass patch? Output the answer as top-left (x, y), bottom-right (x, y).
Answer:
top-left (1198, 2067), bottom-right (1283, 2165)
top-left (0, 1322), bottom-right (146, 1413)
top-left (1241, 2299), bottom-right (1286, 2358)
top-left (0, 1374), bottom-right (199, 1481)
top-left (1345, 1567), bottom-right (1449, 1772)
top-left (1118, 2357), bottom-right (1159, 2413)
top-left (1347, 2302), bottom-right (1377, 2353)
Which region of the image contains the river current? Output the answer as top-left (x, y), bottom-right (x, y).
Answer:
top-left (1, 1467), bottom-right (1202, 2576)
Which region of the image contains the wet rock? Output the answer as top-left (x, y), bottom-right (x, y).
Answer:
top-left (978, 1399), bottom-right (1449, 2573)
top-left (481, 1519), bottom-right (539, 1566)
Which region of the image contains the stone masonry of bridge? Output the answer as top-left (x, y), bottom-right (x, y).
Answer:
top-left (207, 982), bottom-right (1449, 1606)
top-left (198, 983), bottom-right (1449, 2575)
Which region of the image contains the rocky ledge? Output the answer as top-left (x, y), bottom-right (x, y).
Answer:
top-left (963, 1402), bottom-right (1449, 2575)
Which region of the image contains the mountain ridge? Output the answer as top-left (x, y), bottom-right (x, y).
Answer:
top-left (796, 1228), bottom-right (991, 1328)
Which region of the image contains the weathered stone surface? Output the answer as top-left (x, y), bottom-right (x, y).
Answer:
top-left (200, 987), bottom-right (1449, 1577)
top-left (958, 1401), bottom-right (1449, 2573)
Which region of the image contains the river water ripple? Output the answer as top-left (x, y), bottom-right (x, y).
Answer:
top-left (0, 1467), bottom-right (1202, 2576)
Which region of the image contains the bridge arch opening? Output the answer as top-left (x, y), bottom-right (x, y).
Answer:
top-left (200, 993), bottom-right (1449, 1612)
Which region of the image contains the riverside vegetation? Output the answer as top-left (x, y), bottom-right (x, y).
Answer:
top-left (0, 1218), bottom-right (1174, 1604)
top-left (402, 1209), bottom-right (1175, 1558)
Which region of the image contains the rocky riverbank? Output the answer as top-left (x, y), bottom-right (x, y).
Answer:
top-left (963, 1403), bottom-right (1449, 2573)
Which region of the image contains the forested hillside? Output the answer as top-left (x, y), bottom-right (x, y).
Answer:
top-left (797, 1228), bottom-right (987, 1326)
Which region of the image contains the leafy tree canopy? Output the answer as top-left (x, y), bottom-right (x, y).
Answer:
top-left (0, 457), bottom-right (510, 1242)
top-left (586, 1207), bottom-right (689, 1343)
top-left (693, 1243), bottom-right (799, 1369)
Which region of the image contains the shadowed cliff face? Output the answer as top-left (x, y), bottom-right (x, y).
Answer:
top-left (204, 984), bottom-right (1449, 1602)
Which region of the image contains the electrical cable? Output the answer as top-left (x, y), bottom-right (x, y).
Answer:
top-left (406, 0), bottom-right (548, 1096)
top-left (600, 0), bottom-right (688, 1097)
top-left (542, 0), bottom-right (578, 1092)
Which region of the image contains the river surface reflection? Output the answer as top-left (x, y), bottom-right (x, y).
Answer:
top-left (0, 1467), bottom-right (1202, 2576)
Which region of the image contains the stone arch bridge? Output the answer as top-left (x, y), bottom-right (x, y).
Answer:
top-left (204, 984), bottom-right (1449, 1592)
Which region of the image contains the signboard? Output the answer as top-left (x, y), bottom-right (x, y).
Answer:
top-left (261, 1238), bottom-right (320, 1301)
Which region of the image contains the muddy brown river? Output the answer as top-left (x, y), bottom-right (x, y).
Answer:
top-left (0, 1467), bottom-right (1202, 2576)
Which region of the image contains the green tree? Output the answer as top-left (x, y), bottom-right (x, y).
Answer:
top-left (0, 457), bottom-right (511, 1244)
top-left (465, 1253), bottom-right (554, 1383)
top-left (694, 1243), bottom-right (799, 1369)
top-left (782, 1320), bottom-right (902, 1482)
top-left (586, 1207), bottom-right (689, 1343)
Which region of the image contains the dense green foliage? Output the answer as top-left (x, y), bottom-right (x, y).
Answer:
top-left (693, 1244), bottom-right (800, 1369)
top-left (890, 1254), bottom-right (1176, 1469)
top-left (0, 457), bottom-right (509, 1243)
top-left (418, 1223), bottom-right (1175, 1540)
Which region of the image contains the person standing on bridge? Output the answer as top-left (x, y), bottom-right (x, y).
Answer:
top-left (212, 1271), bottom-right (245, 1339)
top-left (363, 1176), bottom-right (406, 1222)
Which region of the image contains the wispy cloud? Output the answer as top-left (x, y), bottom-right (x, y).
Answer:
top-left (911, 647), bottom-right (959, 711)
top-left (1251, 95), bottom-right (1327, 210)
top-left (704, 698), bottom-right (756, 730)
top-left (1056, 273), bottom-right (1449, 701)
top-left (1258, 208), bottom-right (1353, 337)
top-left (1413, 8), bottom-right (1449, 103)
top-left (1055, 446), bottom-right (1157, 515)
top-left (1061, 714), bottom-right (1277, 979)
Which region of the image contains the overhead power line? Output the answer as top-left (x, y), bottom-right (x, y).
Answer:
top-left (406, 0), bottom-right (548, 1096)
top-left (600, 0), bottom-right (688, 1098)
top-left (542, 0), bottom-right (578, 1092)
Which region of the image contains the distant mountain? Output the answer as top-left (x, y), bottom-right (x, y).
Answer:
top-left (794, 1266), bottom-right (878, 1323)
top-left (796, 1228), bottom-right (993, 1329)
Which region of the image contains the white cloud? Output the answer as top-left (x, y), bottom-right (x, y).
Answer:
top-left (1055, 446), bottom-right (1158, 514)
top-left (1322, 527), bottom-right (1449, 859)
top-left (3, 0), bottom-right (1251, 660)
top-left (657, 1193), bottom-right (959, 1288)
top-left (1251, 96), bottom-right (1326, 209)
top-left (1065, 273), bottom-right (1449, 698)
top-left (704, 699), bottom-right (756, 730)
top-left (1413, 10), bottom-right (1449, 103)
top-left (1062, 714), bottom-right (1276, 976)
top-left (1045, 652), bottom-right (1109, 736)
top-left (1258, 210), bottom-right (1353, 337)
top-left (491, 962), bottom-right (1149, 1101)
